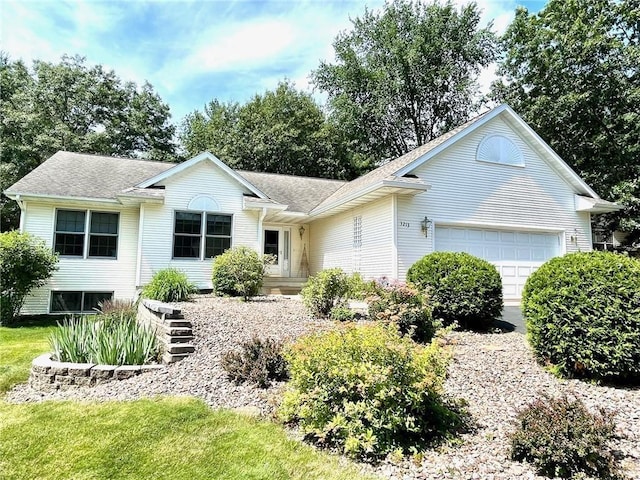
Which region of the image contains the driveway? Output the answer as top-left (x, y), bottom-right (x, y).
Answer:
top-left (495, 306), bottom-right (525, 333)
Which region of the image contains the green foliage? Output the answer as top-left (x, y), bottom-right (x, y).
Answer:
top-left (220, 337), bottom-right (288, 388)
top-left (1, 54), bottom-right (177, 230)
top-left (346, 272), bottom-right (379, 300)
top-left (211, 246), bottom-right (271, 301)
top-left (0, 231), bottom-right (58, 325)
top-left (280, 323), bottom-right (466, 459)
top-left (509, 395), bottom-right (620, 479)
top-left (522, 251), bottom-right (640, 382)
top-left (367, 281), bottom-right (435, 342)
top-left (180, 80), bottom-right (362, 180)
top-left (142, 268), bottom-right (197, 303)
top-left (313, 0), bottom-right (498, 163)
top-left (301, 268), bottom-right (350, 317)
top-left (407, 252), bottom-right (503, 331)
top-left (492, 0), bottom-right (640, 243)
top-left (0, 398), bottom-right (372, 480)
top-left (50, 313), bottom-right (159, 365)
top-left (329, 305), bottom-right (356, 322)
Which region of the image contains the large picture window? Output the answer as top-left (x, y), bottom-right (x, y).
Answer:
top-left (54, 210), bottom-right (119, 258)
top-left (173, 211), bottom-right (232, 259)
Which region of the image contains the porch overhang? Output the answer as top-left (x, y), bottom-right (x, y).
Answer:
top-left (243, 196), bottom-right (308, 223)
top-left (309, 177), bottom-right (431, 219)
top-left (574, 195), bottom-right (622, 214)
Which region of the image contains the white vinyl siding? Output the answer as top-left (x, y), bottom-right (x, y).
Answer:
top-left (310, 196), bottom-right (393, 279)
top-left (20, 201), bottom-right (140, 315)
top-left (397, 116), bottom-right (591, 285)
top-left (139, 160), bottom-right (260, 289)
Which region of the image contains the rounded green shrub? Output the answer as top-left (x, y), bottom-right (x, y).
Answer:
top-left (509, 394), bottom-right (619, 479)
top-left (221, 337), bottom-right (288, 388)
top-left (407, 252), bottom-right (503, 330)
top-left (211, 246), bottom-right (269, 300)
top-left (367, 281), bottom-right (435, 342)
top-left (142, 268), bottom-right (197, 302)
top-left (279, 323), bottom-right (466, 459)
top-left (522, 251), bottom-right (640, 382)
top-left (301, 268), bottom-right (350, 317)
top-left (0, 231), bottom-right (58, 325)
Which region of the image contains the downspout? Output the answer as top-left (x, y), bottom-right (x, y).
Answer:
top-left (391, 194), bottom-right (398, 279)
top-left (135, 203), bottom-right (145, 289)
top-left (16, 194), bottom-right (26, 232)
top-left (257, 207), bottom-right (267, 253)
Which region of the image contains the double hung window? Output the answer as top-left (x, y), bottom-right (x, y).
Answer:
top-left (173, 211), bottom-right (232, 259)
top-left (54, 210), bottom-right (119, 258)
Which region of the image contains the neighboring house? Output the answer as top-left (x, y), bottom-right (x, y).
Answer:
top-left (5, 104), bottom-right (620, 314)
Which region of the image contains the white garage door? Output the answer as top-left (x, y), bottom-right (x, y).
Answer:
top-left (434, 226), bottom-right (562, 300)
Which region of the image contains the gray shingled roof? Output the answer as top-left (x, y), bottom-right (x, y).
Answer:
top-left (312, 111), bottom-right (490, 212)
top-left (238, 171), bottom-right (346, 213)
top-left (5, 151), bottom-right (174, 200)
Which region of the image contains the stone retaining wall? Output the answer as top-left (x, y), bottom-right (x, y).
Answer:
top-left (137, 299), bottom-right (195, 363)
top-left (30, 354), bottom-right (165, 391)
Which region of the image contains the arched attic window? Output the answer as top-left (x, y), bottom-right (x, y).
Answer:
top-left (188, 194), bottom-right (220, 212)
top-left (476, 135), bottom-right (524, 167)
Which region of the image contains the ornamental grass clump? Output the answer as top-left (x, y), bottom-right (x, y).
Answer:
top-left (142, 268), bottom-right (197, 303)
top-left (509, 394), bottom-right (620, 479)
top-left (280, 323), bottom-right (467, 459)
top-left (523, 251), bottom-right (640, 382)
top-left (50, 312), bottom-right (159, 365)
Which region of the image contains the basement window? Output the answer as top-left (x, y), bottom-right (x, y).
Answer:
top-left (50, 291), bottom-right (113, 313)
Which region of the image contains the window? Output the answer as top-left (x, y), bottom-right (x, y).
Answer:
top-left (51, 291), bottom-right (113, 313)
top-left (54, 209), bottom-right (119, 258)
top-left (353, 216), bottom-right (362, 273)
top-left (173, 211), bottom-right (232, 260)
top-left (476, 135), bottom-right (524, 167)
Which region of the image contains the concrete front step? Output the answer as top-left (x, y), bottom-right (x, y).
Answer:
top-left (165, 343), bottom-right (195, 354)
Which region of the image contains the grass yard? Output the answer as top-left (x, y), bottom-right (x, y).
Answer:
top-left (0, 316), bottom-right (58, 393)
top-left (0, 397), bottom-right (372, 480)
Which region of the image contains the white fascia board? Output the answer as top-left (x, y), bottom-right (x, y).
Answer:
top-left (394, 105), bottom-right (508, 177)
top-left (4, 192), bottom-right (120, 205)
top-left (380, 178), bottom-right (431, 191)
top-left (243, 198), bottom-right (289, 211)
top-left (502, 106), bottom-right (600, 199)
top-left (575, 194), bottom-right (623, 213)
top-left (136, 152), bottom-right (269, 199)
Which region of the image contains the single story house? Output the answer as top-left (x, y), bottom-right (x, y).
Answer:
top-left (5, 104), bottom-right (620, 315)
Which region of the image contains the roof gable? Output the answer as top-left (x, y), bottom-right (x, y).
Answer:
top-left (137, 152), bottom-right (269, 199)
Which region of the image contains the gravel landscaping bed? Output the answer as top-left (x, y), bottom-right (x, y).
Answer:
top-left (6, 295), bottom-right (639, 479)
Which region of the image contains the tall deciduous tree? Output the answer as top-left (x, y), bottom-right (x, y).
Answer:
top-left (492, 0), bottom-right (640, 243)
top-left (180, 80), bottom-right (360, 179)
top-left (313, 0), bottom-right (498, 163)
top-left (0, 54), bottom-right (177, 231)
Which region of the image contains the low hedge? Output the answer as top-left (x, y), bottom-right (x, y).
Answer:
top-left (522, 251), bottom-right (640, 382)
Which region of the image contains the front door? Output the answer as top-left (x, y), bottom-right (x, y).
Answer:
top-left (264, 227), bottom-right (291, 276)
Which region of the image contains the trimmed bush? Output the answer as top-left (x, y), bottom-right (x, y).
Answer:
top-left (221, 337), bottom-right (288, 388)
top-left (301, 268), bottom-right (350, 317)
top-left (367, 281), bottom-right (435, 342)
top-left (211, 247), bottom-right (272, 300)
top-left (407, 252), bottom-right (502, 330)
top-left (142, 268), bottom-right (197, 302)
top-left (50, 313), bottom-right (159, 365)
top-left (509, 395), bottom-right (620, 479)
top-left (0, 231), bottom-right (58, 325)
top-left (280, 323), bottom-right (466, 459)
top-left (522, 251), bottom-right (640, 382)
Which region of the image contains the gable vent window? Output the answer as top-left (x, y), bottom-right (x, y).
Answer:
top-left (173, 211), bottom-right (232, 260)
top-left (54, 209), bottom-right (119, 258)
top-left (476, 135), bottom-right (524, 167)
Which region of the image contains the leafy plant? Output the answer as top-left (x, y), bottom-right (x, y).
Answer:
top-left (523, 251), bottom-right (640, 382)
top-left (367, 281), bottom-right (435, 342)
top-left (142, 268), bottom-right (197, 303)
top-left (301, 268), bottom-right (350, 317)
top-left (346, 273), bottom-right (379, 300)
top-left (50, 313), bottom-right (159, 365)
top-left (221, 337), bottom-right (288, 388)
top-left (509, 394), bottom-right (620, 479)
top-left (407, 252), bottom-right (503, 331)
top-left (0, 231), bottom-right (58, 325)
top-left (329, 305), bottom-right (356, 322)
top-left (280, 323), bottom-right (467, 459)
top-left (211, 247), bottom-right (273, 301)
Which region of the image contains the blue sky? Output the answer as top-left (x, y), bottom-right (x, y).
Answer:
top-left (1, 0), bottom-right (546, 123)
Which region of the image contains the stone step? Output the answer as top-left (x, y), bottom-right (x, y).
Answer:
top-left (160, 335), bottom-right (194, 344)
top-left (165, 343), bottom-right (195, 354)
top-left (159, 325), bottom-right (193, 336)
top-left (162, 352), bottom-right (191, 364)
top-left (164, 320), bottom-right (192, 328)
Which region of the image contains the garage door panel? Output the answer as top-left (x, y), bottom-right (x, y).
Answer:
top-left (435, 226), bottom-right (561, 300)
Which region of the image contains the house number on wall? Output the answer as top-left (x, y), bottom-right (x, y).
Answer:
top-left (399, 221), bottom-right (410, 228)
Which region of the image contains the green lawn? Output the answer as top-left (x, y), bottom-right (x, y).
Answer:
top-left (0, 397), bottom-right (373, 480)
top-left (0, 316), bottom-right (58, 393)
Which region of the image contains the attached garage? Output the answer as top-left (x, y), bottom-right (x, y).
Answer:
top-left (434, 226), bottom-right (563, 300)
